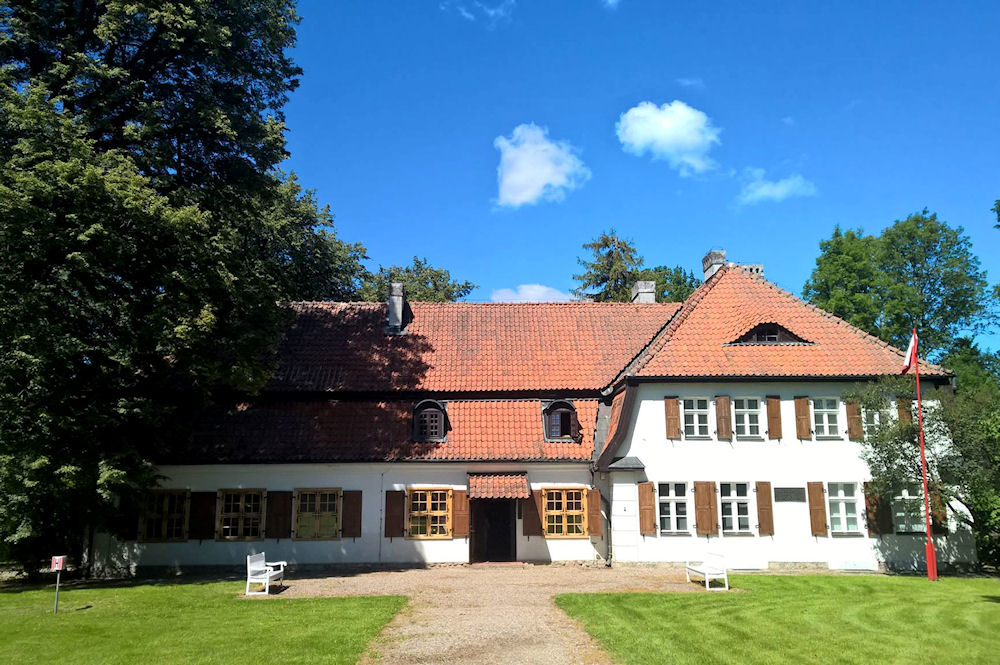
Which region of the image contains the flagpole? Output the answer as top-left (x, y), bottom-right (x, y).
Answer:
top-left (912, 328), bottom-right (938, 581)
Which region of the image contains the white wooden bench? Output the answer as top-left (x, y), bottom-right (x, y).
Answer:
top-left (245, 553), bottom-right (286, 596)
top-left (686, 552), bottom-right (729, 591)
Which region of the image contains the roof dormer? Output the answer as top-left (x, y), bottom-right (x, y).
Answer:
top-left (729, 322), bottom-right (810, 345)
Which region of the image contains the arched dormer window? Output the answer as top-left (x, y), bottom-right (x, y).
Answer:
top-left (413, 400), bottom-right (448, 442)
top-left (543, 401), bottom-right (580, 442)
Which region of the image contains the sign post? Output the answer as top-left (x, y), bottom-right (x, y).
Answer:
top-left (51, 555), bottom-right (65, 614)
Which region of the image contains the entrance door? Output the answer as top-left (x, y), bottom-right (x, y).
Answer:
top-left (470, 499), bottom-right (516, 562)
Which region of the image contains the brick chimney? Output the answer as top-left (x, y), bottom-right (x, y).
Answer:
top-left (385, 282), bottom-right (410, 334)
top-left (630, 280), bottom-right (656, 304)
top-left (701, 250), bottom-right (727, 281)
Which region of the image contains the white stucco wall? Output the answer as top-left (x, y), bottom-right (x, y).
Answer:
top-left (609, 381), bottom-right (977, 570)
top-left (93, 462), bottom-right (605, 573)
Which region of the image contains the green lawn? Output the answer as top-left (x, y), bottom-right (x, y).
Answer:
top-left (0, 580), bottom-right (405, 664)
top-left (557, 575), bottom-right (1000, 665)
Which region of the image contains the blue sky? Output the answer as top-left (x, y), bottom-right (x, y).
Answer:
top-left (283, 1), bottom-right (999, 346)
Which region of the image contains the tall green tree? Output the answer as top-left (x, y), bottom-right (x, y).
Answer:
top-left (572, 230), bottom-right (645, 302)
top-left (359, 257), bottom-right (476, 302)
top-left (0, 3), bottom-right (368, 572)
top-left (804, 212), bottom-right (994, 357)
top-left (636, 265), bottom-right (701, 303)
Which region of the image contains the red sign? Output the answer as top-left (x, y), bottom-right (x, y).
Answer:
top-left (50, 555), bottom-right (65, 571)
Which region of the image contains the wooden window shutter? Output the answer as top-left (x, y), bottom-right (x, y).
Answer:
top-left (452, 490), bottom-right (470, 538)
top-left (522, 490), bottom-right (544, 536)
top-left (115, 492), bottom-right (141, 542)
top-left (569, 410), bottom-right (582, 442)
top-left (187, 491), bottom-right (218, 541)
top-left (265, 491), bottom-right (293, 539)
top-left (863, 482), bottom-right (892, 536)
top-left (587, 488), bottom-right (602, 538)
top-left (765, 396), bottom-right (782, 439)
top-left (897, 399), bottom-right (913, 425)
top-left (715, 396), bottom-right (733, 440)
top-left (807, 482), bottom-right (827, 536)
top-left (755, 481), bottom-right (774, 536)
top-left (341, 490), bottom-right (363, 538)
top-left (664, 397), bottom-right (681, 439)
top-left (930, 490), bottom-right (948, 535)
top-left (794, 397), bottom-right (812, 439)
top-left (846, 400), bottom-right (863, 441)
top-left (694, 481), bottom-right (718, 536)
top-left (638, 482), bottom-right (656, 535)
top-left (384, 490), bottom-right (405, 538)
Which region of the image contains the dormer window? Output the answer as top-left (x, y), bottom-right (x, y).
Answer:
top-left (543, 401), bottom-right (579, 441)
top-left (413, 400), bottom-right (448, 441)
top-left (731, 323), bottom-right (809, 345)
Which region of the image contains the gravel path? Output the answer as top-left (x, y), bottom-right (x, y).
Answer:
top-left (282, 564), bottom-right (698, 665)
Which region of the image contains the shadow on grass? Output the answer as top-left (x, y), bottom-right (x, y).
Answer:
top-left (983, 595), bottom-right (1000, 603)
top-left (1, 562), bottom-right (434, 594)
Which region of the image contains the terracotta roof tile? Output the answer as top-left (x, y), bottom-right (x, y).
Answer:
top-left (270, 302), bottom-right (680, 392)
top-left (633, 267), bottom-right (949, 379)
top-left (182, 399), bottom-right (598, 463)
top-left (468, 473), bottom-right (530, 499)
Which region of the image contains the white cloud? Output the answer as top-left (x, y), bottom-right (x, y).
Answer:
top-left (490, 284), bottom-right (574, 303)
top-left (493, 123), bottom-right (591, 208)
top-left (675, 77), bottom-right (705, 89)
top-left (441, 1), bottom-right (514, 26)
top-left (781, 116), bottom-right (795, 126)
top-left (736, 168), bottom-right (817, 205)
top-left (616, 100), bottom-right (721, 176)
top-left (601, 0), bottom-right (621, 8)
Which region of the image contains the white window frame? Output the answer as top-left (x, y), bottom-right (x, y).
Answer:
top-left (657, 482), bottom-right (689, 534)
top-left (719, 482), bottom-right (752, 534)
top-left (733, 397), bottom-right (762, 438)
top-left (827, 482), bottom-right (860, 534)
top-left (892, 484), bottom-right (925, 534)
top-left (682, 398), bottom-right (710, 438)
top-left (813, 397), bottom-right (841, 438)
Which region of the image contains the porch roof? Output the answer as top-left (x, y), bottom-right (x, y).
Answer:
top-left (468, 472), bottom-right (531, 499)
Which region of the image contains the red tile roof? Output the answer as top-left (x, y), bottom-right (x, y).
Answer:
top-left (632, 266), bottom-right (949, 379)
top-left (468, 473), bottom-right (531, 499)
top-left (182, 399), bottom-right (598, 463)
top-left (269, 302), bottom-right (680, 393)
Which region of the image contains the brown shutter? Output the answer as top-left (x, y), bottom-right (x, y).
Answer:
top-left (265, 491), bottom-right (293, 539)
top-left (384, 490), bottom-right (405, 538)
top-left (766, 396), bottom-right (782, 439)
top-left (930, 490), bottom-right (948, 535)
top-left (863, 482), bottom-right (893, 535)
top-left (694, 481), bottom-right (718, 536)
top-left (807, 482), bottom-right (827, 536)
top-left (638, 482), bottom-right (656, 535)
top-left (452, 490), bottom-right (470, 538)
top-left (116, 492), bottom-right (141, 541)
top-left (897, 399), bottom-right (913, 425)
top-left (341, 490), bottom-right (363, 538)
top-left (794, 397), bottom-right (812, 439)
top-left (715, 396), bottom-right (732, 440)
top-left (846, 400), bottom-right (863, 441)
top-left (664, 397), bottom-right (681, 439)
top-left (188, 491), bottom-right (218, 540)
top-left (587, 488), bottom-right (602, 537)
top-left (569, 410), bottom-right (582, 442)
top-left (755, 482), bottom-right (774, 536)
top-left (522, 490), bottom-right (543, 536)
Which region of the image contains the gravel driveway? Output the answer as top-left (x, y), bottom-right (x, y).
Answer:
top-left (282, 564), bottom-right (698, 665)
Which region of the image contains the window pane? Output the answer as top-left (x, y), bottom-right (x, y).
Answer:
top-left (720, 483), bottom-right (731, 496)
top-left (830, 513), bottom-right (842, 531)
top-left (674, 483), bottom-right (686, 496)
top-left (736, 483), bottom-right (748, 497)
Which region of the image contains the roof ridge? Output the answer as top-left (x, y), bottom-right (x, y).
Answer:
top-left (611, 265), bottom-right (731, 384)
top-left (729, 268), bottom-right (948, 375)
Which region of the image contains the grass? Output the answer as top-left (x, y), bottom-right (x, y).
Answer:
top-left (0, 580), bottom-right (406, 664)
top-left (556, 575), bottom-right (1000, 665)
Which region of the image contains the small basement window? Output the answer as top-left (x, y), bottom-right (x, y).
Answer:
top-left (413, 400), bottom-right (448, 441)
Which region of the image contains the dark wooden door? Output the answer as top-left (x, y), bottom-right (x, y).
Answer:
top-left (470, 499), bottom-right (516, 562)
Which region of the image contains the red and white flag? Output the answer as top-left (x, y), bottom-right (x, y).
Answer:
top-left (900, 330), bottom-right (918, 373)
